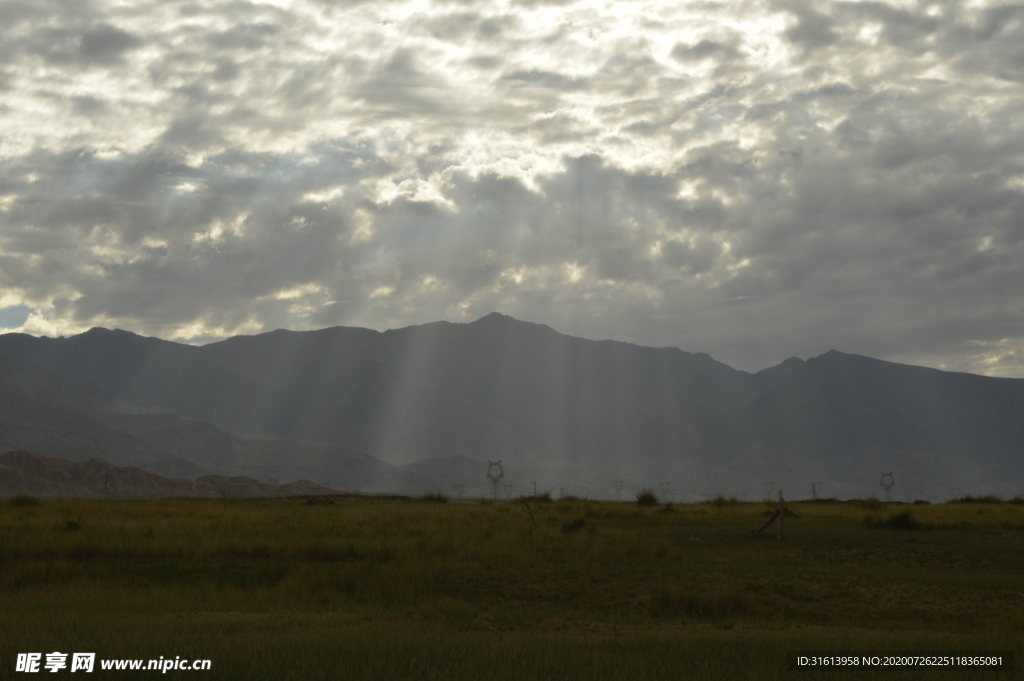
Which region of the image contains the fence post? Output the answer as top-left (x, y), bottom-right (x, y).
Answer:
top-left (777, 490), bottom-right (784, 538)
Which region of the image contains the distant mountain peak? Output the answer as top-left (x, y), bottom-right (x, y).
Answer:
top-left (816, 349), bottom-right (893, 366)
top-left (473, 312), bottom-right (516, 323)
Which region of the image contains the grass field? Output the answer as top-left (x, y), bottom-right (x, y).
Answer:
top-left (1, 494), bottom-right (1022, 680)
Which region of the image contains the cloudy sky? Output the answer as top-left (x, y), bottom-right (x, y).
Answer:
top-left (1, 0), bottom-right (1022, 376)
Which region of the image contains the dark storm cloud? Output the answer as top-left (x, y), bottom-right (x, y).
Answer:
top-left (671, 39), bottom-right (742, 62)
top-left (17, 22), bottom-right (141, 68)
top-left (350, 49), bottom-right (458, 117)
top-left (503, 70), bottom-right (591, 91)
top-left (79, 23), bottom-right (141, 64)
top-left (943, 4), bottom-right (1024, 82)
top-left (776, 0), bottom-right (840, 53)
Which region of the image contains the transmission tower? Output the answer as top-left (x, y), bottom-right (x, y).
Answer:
top-left (453, 483), bottom-right (465, 499)
top-left (611, 479), bottom-right (625, 500)
top-left (763, 481), bottom-right (776, 502)
top-left (659, 481), bottom-right (673, 503)
top-left (503, 482), bottom-right (515, 499)
top-left (486, 460), bottom-right (504, 500)
top-left (810, 482), bottom-right (822, 500)
top-left (880, 472), bottom-right (895, 502)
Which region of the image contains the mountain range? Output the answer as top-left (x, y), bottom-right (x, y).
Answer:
top-left (1, 313), bottom-right (1022, 501)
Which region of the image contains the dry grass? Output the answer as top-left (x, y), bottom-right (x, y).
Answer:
top-left (1, 495), bottom-right (1021, 680)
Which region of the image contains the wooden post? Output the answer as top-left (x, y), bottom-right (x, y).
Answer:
top-left (751, 510), bottom-right (780, 537)
top-left (777, 490), bottom-right (784, 539)
top-left (750, 490), bottom-right (788, 538)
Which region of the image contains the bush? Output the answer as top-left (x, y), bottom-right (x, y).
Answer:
top-left (864, 510), bottom-right (920, 530)
top-left (10, 495), bottom-right (42, 507)
top-left (636, 489), bottom-right (658, 507)
top-left (420, 492), bottom-right (449, 503)
top-left (950, 495), bottom-right (1002, 504)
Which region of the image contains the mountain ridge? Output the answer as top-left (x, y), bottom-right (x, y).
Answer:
top-left (1, 314), bottom-right (1022, 500)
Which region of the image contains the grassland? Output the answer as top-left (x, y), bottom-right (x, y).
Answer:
top-left (1, 495), bottom-right (1022, 680)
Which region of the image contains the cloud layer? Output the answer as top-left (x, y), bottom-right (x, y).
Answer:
top-left (1, 0), bottom-right (1023, 375)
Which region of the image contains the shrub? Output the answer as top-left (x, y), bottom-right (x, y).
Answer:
top-left (950, 495), bottom-right (1002, 504)
top-left (636, 489), bottom-right (658, 507)
top-left (864, 510), bottom-right (920, 530)
top-left (884, 511), bottom-right (920, 530)
top-left (10, 495), bottom-right (42, 507)
top-left (420, 492), bottom-right (449, 503)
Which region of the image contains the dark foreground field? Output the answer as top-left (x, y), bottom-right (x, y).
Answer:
top-left (1, 495), bottom-right (1022, 680)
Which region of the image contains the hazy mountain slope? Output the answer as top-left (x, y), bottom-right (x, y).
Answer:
top-left (0, 450), bottom-right (338, 499)
top-left (742, 351), bottom-right (1024, 496)
top-left (98, 411), bottom-right (433, 493)
top-left (0, 381), bottom-right (163, 467)
top-left (749, 352), bottom-right (1024, 467)
top-left (0, 380), bottom-right (430, 493)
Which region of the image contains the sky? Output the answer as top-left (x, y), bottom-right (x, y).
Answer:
top-left (1, 0), bottom-right (1022, 376)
